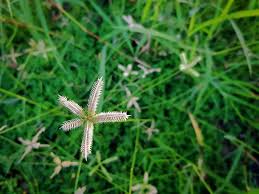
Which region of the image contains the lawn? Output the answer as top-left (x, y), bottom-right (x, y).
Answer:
top-left (0, 0), bottom-right (259, 193)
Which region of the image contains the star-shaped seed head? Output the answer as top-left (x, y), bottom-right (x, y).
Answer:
top-left (59, 77), bottom-right (130, 161)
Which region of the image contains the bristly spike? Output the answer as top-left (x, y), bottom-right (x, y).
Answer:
top-left (81, 122), bottom-right (94, 161)
top-left (94, 112), bottom-right (130, 123)
top-left (60, 119), bottom-right (83, 131)
top-left (87, 77), bottom-right (103, 114)
top-left (58, 95), bottom-right (83, 115)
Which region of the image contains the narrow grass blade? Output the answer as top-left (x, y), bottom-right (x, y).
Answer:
top-left (230, 20), bottom-right (252, 75)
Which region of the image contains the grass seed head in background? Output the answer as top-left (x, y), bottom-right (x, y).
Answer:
top-left (122, 15), bottom-right (144, 30)
top-left (137, 63), bottom-right (161, 78)
top-left (144, 120), bottom-right (160, 141)
top-left (124, 86), bottom-right (141, 112)
top-left (58, 77), bottom-right (130, 161)
top-left (132, 172), bottom-right (157, 194)
top-left (179, 52), bottom-right (201, 77)
top-left (50, 152), bottom-right (78, 179)
top-left (74, 186), bottom-right (86, 194)
top-left (18, 127), bottom-right (49, 163)
top-left (118, 64), bottom-right (139, 77)
top-left (25, 39), bottom-right (55, 59)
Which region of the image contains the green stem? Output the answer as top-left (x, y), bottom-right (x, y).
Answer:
top-left (129, 125), bottom-right (140, 194)
top-left (74, 154), bottom-right (84, 192)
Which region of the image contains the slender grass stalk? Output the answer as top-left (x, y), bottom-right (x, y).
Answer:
top-left (74, 154), bottom-right (83, 192)
top-left (129, 126), bottom-right (140, 194)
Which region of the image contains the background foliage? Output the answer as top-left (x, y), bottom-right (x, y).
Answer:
top-left (0, 0), bottom-right (259, 193)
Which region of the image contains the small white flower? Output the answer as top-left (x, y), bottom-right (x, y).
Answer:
top-left (118, 64), bottom-right (138, 77)
top-left (179, 52), bottom-right (201, 77)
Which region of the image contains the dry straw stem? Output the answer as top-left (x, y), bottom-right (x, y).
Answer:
top-left (59, 77), bottom-right (130, 161)
top-left (188, 112), bottom-right (204, 147)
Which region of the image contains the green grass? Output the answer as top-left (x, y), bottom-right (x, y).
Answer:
top-left (0, 0), bottom-right (259, 193)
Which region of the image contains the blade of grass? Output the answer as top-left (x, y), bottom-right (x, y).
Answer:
top-left (230, 20), bottom-right (252, 75)
top-left (34, 0), bottom-right (66, 73)
top-left (5, 0), bottom-right (13, 17)
top-left (0, 87), bottom-right (48, 109)
top-left (74, 155), bottom-right (83, 192)
top-left (0, 107), bottom-right (59, 134)
top-left (89, 0), bottom-right (114, 26)
top-left (215, 146), bottom-right (244, 193)
top-left (129, 124), bottom-right (140, 194)
top-left (50, 1), bottom-right (134, 63)
top-left (141, 0), bottom-right (152, 23)
top-left (207, 0), bottom-right (234, 39)
top-left (189, 9), bottom-right (259, 36)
